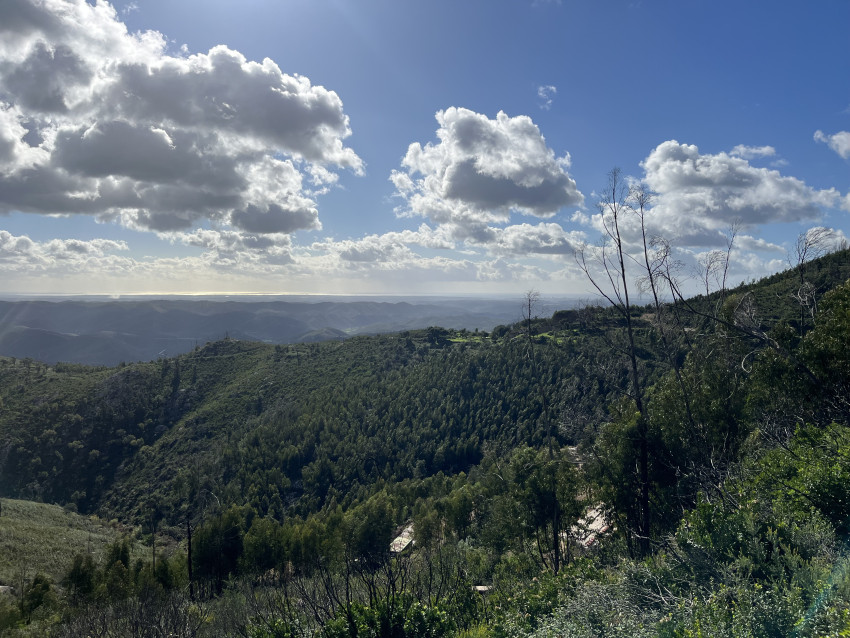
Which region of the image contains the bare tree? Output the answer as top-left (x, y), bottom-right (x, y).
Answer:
top-left (631, 186), bottom-right (696, 433)
top-left (521, 290), bottom-right (551, 448)
top-left (693, 223), bottom-right (738, 305)
top-left (789, 226), bottom-right (834, 336)
top-left (665, 255), bottom-right (822, 389)
top-left (695, 250), bottom-right (727, 298)
top-left (653, 224), bottom-right (828, 394)
top-left (576, 168), bottom-right (650, 555)
top-left (520, 289), bottom-right (567, 572)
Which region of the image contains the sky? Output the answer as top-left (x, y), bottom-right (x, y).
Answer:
top-left (0, 0), bottom-right (848, 297)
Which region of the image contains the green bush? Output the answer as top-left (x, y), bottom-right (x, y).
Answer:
top-left (323, 600), bottom-right (452, 638)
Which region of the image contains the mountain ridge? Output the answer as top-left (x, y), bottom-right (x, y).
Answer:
top-left (0, 297), bottom-right (548, 365)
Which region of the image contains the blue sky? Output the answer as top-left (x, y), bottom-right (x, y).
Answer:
top-left (0, 0), bottom-right (848, 296)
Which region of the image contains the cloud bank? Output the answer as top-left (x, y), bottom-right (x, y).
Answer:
top-left (0, 229), bottom-right (131, 273)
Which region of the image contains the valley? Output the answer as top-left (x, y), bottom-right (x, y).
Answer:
top-left (1, 250), bottom-right (849, 636)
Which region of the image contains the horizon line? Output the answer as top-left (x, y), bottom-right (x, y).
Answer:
top-left (0, 291), bottom-right (590, 300)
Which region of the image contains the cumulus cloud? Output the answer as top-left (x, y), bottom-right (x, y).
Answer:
top-left (157, 228), bottom-right (296, 272)
top-left (311, 225), bottom-right (454, 264)
top-left (0, 227), bottom-right (305, 290)
top-left (638, 140), bottom-right (840, 246)
top-left (319, 235), bottom-right (416, 264)
top-left (311, 241), bottom-right (548, 286)
top-left (490, 223), bottom-right (585, 256)
top-left (475, 257), bottom-right (552, 283)
top-left (0, 229), bottom-right (131, 272)
top-left (734, 234), bottom-right (784, 253)
top-left (814, 130), bottom-right (850, 159)
top-left (174, 227), bottom-right (289, 252)
top-left (723, 251), bottom-right (786, 285)
top-left (391, 107), bottom-right (583, 245)
top-left (577, 141), bottom-right (847, 295)
top-left (0, 0), bottom-right (361, 236)
top-left (303, 222), bottom-right (587, 297)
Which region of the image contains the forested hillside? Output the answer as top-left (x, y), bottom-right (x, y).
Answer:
top-left (0, 323), bottom-right (620, 522)
top-left (1, 247), bottom-right (850, 636)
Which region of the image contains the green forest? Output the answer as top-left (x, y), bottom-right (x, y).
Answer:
top-left (1, 243), bottom-right (850, 637)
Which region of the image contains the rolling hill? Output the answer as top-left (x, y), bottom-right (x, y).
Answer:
top-left (0, 296), bottom-right (550, 365)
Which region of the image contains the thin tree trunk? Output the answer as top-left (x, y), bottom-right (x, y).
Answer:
top-left (187, 515), bottom-right (194, 602)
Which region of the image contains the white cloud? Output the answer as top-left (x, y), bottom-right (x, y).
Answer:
top-left (725, 252), bottom-right (786, 285)
top-left (490, 223), bottom-right (585, 256)
top-left (301, 234), bottom-right (494, 288)
top-left (0, 229), bottom-right (130, 272)
top-left (639, 140), bottom-right (840, 246)
top-left (305, 221), bottom-right (586, 291)
top-left (311, 225), bottom-right (454, 264)
top-left (0, 227), bottom-right (304, 290)
top-left (391, 107), bottom-right (583, 245)
top-left (537, 85), bottom-right (557, 110)
top-left (170, 228), bottom-right (292, 261)
top-left (0, 0), bottom-right (361, 235)
top-left (814, 130), bottom-right (850, 159)
top-left (319, 235), bottom-right (416, 264)
top-left (576, 141), bottom-right (847, 296)
top-left (730, 144), bottom-right (776, 159)
top-left (475, 257), bottom-right (552, 283)
top-left (734, 234), bottom-right (783, 253)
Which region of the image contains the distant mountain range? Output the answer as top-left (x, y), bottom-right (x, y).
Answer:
top-left (0, 295), bottom-right (580, 365)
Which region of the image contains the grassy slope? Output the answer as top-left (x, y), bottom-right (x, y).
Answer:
top-left (0, 498), bottom-right (134, 588)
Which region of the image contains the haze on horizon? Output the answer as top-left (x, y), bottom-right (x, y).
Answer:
top-left (0, 0), bottom-right (848, 297)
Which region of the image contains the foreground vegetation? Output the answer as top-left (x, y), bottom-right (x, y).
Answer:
top-left (0, 499), bottom-right (139, 587)
top-left (1, 246), bottom-right (850, 636)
